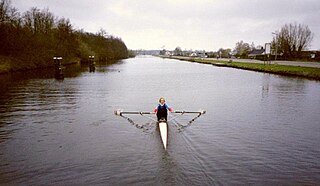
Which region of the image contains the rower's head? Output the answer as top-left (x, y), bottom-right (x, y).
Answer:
top-left (159, 97), bottom-right (165, 104)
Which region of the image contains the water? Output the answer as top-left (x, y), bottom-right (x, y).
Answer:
top-left (0, 56), bottom-right (319, 185)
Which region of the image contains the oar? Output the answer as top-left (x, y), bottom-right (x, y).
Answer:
top-left (114, 109), bottom-right (158, 122)
top-left (114, 110), bottom-right (154, 116)
top-left (173, 110), bottom-right (206, 114)
top-left (168, 110), bottom-right (206, 122)
top-left (114, 109), bottom-right (206, 122)
top-left (114, 109), bottom-right (206, 116)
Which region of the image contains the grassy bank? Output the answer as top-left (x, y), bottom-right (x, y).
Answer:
top-left (162, 56), bottom-right (320, 80)
top-left (0, 55), bottom-right (80, 74)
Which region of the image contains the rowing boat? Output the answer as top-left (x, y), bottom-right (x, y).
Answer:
top-left (114, 109), bottom-right (205, 150)
top-left (158, 119), bottom-right (168, 149)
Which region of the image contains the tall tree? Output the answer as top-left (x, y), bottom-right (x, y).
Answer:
top-left (217, 48), bottom-right (232, 58)
top-left (174, 46), bottom-right (182, 56)
top-left (272, 23), bottom-right (313, 59)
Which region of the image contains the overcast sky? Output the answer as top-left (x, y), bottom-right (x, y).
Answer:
top-left (12, 0), bottom-right (320, 51)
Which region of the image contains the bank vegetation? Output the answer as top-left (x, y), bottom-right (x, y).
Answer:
top-left (0, 0), bottom-right (129, 74)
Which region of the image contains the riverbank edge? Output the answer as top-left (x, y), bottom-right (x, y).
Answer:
top-left (159, 55), bottom-right (320, 80)
top-left (0, 55), bottom-right (81, 75)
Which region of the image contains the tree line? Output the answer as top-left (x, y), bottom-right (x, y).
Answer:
top-left (0, 0), bottom-right (128, 71)
top-left (233, 23), bottom-right (314, 60)
top-left (170, 22), bottom-right (314, 61)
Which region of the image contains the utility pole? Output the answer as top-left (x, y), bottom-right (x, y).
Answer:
top-left (272, 32), bottom-right (278, 61)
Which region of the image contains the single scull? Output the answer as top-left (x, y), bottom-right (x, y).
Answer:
top-left (114, 109), bottom-right (205, 150)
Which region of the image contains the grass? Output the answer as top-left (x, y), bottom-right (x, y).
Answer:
top-left (166, 56), bottom-right (320, 80)
top-left (0, 55), bottom-right (81, 74)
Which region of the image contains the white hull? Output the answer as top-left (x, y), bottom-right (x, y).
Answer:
top-left (159, 121), bottom-right (168, 150)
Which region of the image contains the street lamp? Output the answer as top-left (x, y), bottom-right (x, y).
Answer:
top-left (272, 32), bottom-right (278, 61)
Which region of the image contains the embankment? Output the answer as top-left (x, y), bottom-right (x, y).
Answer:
top-left (161, 56), bottom-right (320, 80)
top-left (0, 55), bottom-right (80, 74)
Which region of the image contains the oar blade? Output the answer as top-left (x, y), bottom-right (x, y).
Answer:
top-left (114, 109), bottom-right (123, 116)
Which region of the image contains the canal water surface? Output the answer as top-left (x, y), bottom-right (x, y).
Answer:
top-left (0, 56), bottom-right (319, 185)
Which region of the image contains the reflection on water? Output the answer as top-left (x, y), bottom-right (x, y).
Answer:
top-left (261, 74), bottom-right (270, 99)
top-left (0, 56), bottom-right (319, 185)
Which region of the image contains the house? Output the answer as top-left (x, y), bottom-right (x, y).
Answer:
top-left (189, 51), bottom-right (208, 58)
top-left (300, 50), bottom-right (320, 61)
top-left (165, 51), bottom-right (172, 56)
top-left (197, 52), bottom-right (208, 58)
top-left (248, 47), bottom-right (265, 59)
top-left (190, 52), bottom-right (198, 57)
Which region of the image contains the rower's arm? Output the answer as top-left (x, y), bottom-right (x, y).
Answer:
top-left (165, 104), bottom-right (173, 112)
top-left (154, 105), bottom-right (159, 113)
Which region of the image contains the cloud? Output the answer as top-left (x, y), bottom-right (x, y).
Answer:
top-left (11, 0), bottom-right (320, 50)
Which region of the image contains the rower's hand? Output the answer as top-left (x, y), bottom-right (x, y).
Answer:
top-left (168, 108), bottom-right (173, 112)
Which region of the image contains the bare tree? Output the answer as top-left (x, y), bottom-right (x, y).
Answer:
top-left (22, 7), bottom-right (55, 34)
top-left (273, 23), bottom-right (313, 59)
top-left (97, 28), bottom-right (108, 38)
top-left (0, 0), bottom-right (10, 23)
top-left (1, 0), bottom-right (20, 26)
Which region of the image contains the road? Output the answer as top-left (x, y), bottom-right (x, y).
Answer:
top-left (208, 58), bottom-right (320, 68)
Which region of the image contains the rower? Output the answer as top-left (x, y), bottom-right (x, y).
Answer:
top-left (154, 97), bottom-right (172, 121)
top-left (114, 108), bottom-right (206, 150)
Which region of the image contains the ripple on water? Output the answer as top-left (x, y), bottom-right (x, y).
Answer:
top-left (0, 56), bottom-right (320, 185)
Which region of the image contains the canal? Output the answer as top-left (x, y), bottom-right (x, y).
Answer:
top-left (0, 56), bottom-right (319, 185)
